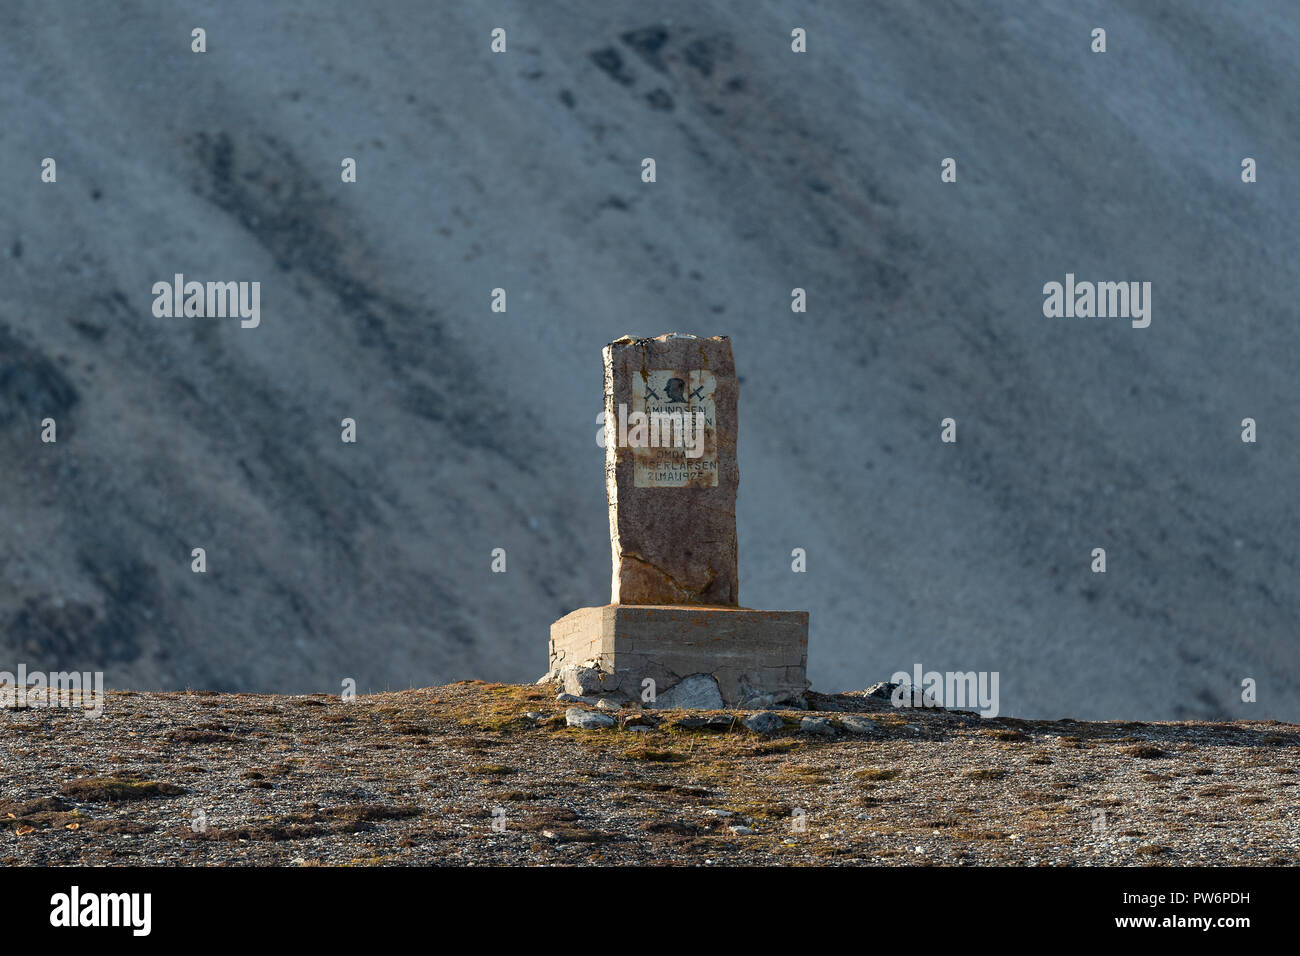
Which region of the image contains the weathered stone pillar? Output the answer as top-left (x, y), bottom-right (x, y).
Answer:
top-left (604, 333), bottom-right (739, 605)
top-left (548, 333), bottom-right (809, 709)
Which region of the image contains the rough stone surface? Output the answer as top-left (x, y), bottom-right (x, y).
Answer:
top-left (565, 707), bottom-right (615, 729)
top-left (562, 663), bottom-right (608, 698)
top-left (864, 681), bottom-right (936, 707)
top-left (838, 715), bottom-right (879, 735)
top-left (619, 712), bottom-right (662, 730)
top-left (549, 604), bottom-right (808, 708)
top-left (604, 334), bottom-right (739, 606)
top-left (800, 716), bottom-right (835, 736)
top-left (653, 674), bottom-right (725, 711)
top-left (673, 715), bottom-right (735, 730)
top-left (743, 711), bottom-right (785, 735)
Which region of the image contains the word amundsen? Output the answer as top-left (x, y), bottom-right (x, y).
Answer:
top-left (50, 886), bottom-right (151, 936)
top-left (890, 663), bottom-right (1000, 717)
top-left (597, 406), bottom-right (707, 458)
top-left (151, 274), bottom-right (260, 328)
top-left (1042, 273), bottom-right (1151, 328)
top-left (0, 665), bottom-right (103, 718)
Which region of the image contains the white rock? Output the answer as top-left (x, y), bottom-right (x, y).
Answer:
top-left (565, 707), bottom-right (615, 729)
top-left (652, 674), bottom-right (724, 710)
top-left (563, 664), bottom-right (605, 697)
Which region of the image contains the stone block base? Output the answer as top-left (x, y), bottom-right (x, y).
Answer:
top-left (548, 605), bottom-right (809, 708)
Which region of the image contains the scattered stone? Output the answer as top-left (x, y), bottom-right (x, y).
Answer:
top-left (652, 674), bottom-right (724, 710)
top-left (562, 665), bottom-right (601, 697)
top-left (618, 712), bottom-right (662, 730)
top-left (561, 662), bottom-right (618, 697)
top-left (674, 715), bottom-right (734, 731)
top-left (743, 711), bottom-right (785, 735)
top-left (565, 708), bottom-right (615, 729)
top-left (805, 693), bottom-right (851, 712)
top-left (862, 681), bottom-right (936, 707)
top-left (19, 682), bottom-right (1297, 867)
top-left (799, 716), bottom-right (835, 736)
top-left (838, 715), bottom-right (879, 735)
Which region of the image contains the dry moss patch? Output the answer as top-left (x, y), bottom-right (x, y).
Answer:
top-left (61, 777), bottom-right (186, 802)
top-left (1121, 745), bottom-right (1168, 759)
top-left (854, 768), bottom-right (900, 781)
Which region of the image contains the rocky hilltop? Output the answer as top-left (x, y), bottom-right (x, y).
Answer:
top-left (2, 683), bottom-right (1295, 866)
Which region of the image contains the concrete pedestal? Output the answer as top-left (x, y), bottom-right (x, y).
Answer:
top-left (549, 604), bottom-right (809, 708)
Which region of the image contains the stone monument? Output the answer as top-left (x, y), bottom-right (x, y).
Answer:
top-left (547, 333), bottom-right (809, 709)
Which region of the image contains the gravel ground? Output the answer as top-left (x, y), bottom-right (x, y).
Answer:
top-left (2, 682), bottom-right (1296, 866)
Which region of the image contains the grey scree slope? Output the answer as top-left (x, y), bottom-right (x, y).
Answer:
top-left (0, 1), bottom-right (1296, 720)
